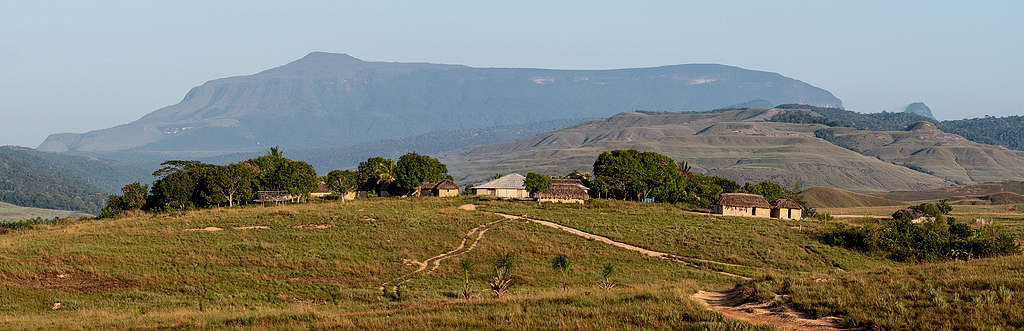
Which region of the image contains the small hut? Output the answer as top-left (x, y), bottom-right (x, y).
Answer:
top-left (713, 193), bottom-right (772, 218)
top-left (771, 198), bottom-right (803, 220)
top-left (414, 179), bottom-right (460, 197)
top-left (310, 181), bottom-right (333, 199)
top-left (534, 178), bottom-right (590, 204)
top-left (473, 173), bottom-right (529, 199)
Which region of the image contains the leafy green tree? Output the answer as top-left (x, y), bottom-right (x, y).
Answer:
top-left (524, 173), bottom-right (552, 195)
top-left (148, 170), bottom-right (198, 210)
top-left (99, 182), bottom-right (148, 218)
top-left (743, 181), bottom-right (786, 201)
top-left (593, 150), bottom-right (680, 201)
top-left (275, 160), bottom-right (318, 201)
top-left (326, 169), bottom-right (359, 202)
top-left (357, 157), bottom-right (397, 193)
top-left (550, 254), bottom-right (572, 291)
top-left (394, 152), bottom-right (448, 195)
top-left (203, 163), bottom-right (256, 207)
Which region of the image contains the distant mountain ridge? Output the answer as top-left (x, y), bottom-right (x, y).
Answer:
top-left (38, 52), bottom-right (842, 155)
top-left (441, 106), bottom-right (1024, 192)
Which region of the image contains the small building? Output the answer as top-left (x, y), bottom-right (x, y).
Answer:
top-left (534, 178), bottom-right (591, 204)
top-left (311, 181), bottom-right (333, 199)
top-left (771, 198), bottom-right (803, 220)
top-left (414, 179), bottom-right (461, 197)
top-left (713, 193), bottom-right (772, 218)
top-left (473, 173), bottom-right (529, 199)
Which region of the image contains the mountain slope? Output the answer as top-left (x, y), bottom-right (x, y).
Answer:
top-left (441, 108), bottom-right (955, 192)
top-left (0, 148), bottom-right (107, 213)
top-left (39, 52), bottom-right (842, 155)
top-left (818, 122), bottom-right (1024, 185)
top-left (0, 146), bottom-right (150, 194)
top-left (801, 186), bottom-right (905, 208)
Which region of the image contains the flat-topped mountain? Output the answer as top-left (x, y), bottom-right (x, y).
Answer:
top-left (38, 52), bottom-right (841, 155)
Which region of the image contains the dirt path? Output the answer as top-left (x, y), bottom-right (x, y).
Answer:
top-left (692, 289), bottom-right (844, 330)
top-left (832, 214), bottom-right (890, 219)
top-left (491, 212), bottom-right (750, 280)
top-left (385, 218), bottom-right (504, 286)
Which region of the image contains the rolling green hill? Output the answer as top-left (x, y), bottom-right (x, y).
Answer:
top-left (0, 201), bottom-right (92, 222)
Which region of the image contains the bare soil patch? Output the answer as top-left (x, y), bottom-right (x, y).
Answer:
top-left (233, 226), bottom-right (270, 230)
top-left (184, 227), bottom-right (223, 232)
top-left (457, 204), bottom-right (477, 211)
top-left (294, 224), bottom-right (336, 229)
top-left (692, 289), bottom-right (844, 331)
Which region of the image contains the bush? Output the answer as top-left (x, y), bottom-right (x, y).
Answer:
top-left (822, 218), bottom-right (1020, 262)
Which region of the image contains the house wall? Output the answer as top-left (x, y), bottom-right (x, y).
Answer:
top-left (437, 189), bottom-right (459, 197)
top-left (714, 205), bottom-right (771, 218)
top-left (771, 208), bottom-right (802, 220)
top-left (474, 188), bottom-right (495, 196)
top-left (495, 188), bottom-right (528, 199)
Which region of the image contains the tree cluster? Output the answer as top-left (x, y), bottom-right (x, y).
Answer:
top-left (100, 147), bottom-right (318, 217)
top-left (356, 153), bottom-right (450, 196)
top-left (587, 150), bottom-right (789, 209)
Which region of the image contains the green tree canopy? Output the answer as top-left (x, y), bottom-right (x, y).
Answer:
top-left (743, 181), bottom-right (787, 201)
top-left (524, 173), bottom-right (552, 194)
top-left (357, 157), bottom-right (397, 190)
top-left (393, 152), bottom-right (448, 195)
top-left (202, 163), bottom-right (256, 207)
top-left (593, 150), bottom-right (680, 201)
top-left (326, 169), bottom-right (359, 195)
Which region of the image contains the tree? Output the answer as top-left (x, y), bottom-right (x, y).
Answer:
top-left (599, 263), bottom-right (616, 289)
top-left (593, 150), bottom-right (680, 201)
top-left (489, 252), bottom-right (516, 298)
top-left (326, 169), bottom-right (359, 202)
top-left (275, 160), bottom-right (318, 202)
top-left (524, 173), bottom-right (552, 195)
top-left (99, 182), bottom-right (148, 218)
top-left (148, 170), bottom-right (198, 210)
top-left (357, 157), bottom-right (397, 193)
top-left (550, 254), bottom-right (572, 291)
top-left (394, 152), bottom-right (448, 195)
top-left (203, 163), bottom-right (256, 207)
top-left (743, 181), bottom-right (786, 201)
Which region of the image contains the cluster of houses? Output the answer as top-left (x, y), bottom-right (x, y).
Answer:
top-left (310, 173), bottom-right (804, 218)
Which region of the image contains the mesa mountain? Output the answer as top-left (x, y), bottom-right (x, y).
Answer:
top-left (38, 52), bottom-right (841, 157)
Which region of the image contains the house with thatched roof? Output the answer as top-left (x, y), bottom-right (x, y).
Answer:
top-left (311, 181), bottom-right (333, 199)
top-left (771, 198), bottom-right (803, 220)
top-left (414, 179), bottom-right (460, 197)
top-left (534, 178), bottom-right (590, 204)
top-left (713, 193), bottom-right (772, 218)
top-left (473, 173), bottom-right (528, 199)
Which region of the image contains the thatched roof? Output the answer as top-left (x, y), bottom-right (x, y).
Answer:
top-left (419, 179), bottom-right (459, 191)
top-left (534, 184), bottom-right (590, 200)
top-left (551, 178), bottom-right (584, 186)
top-left (315, 181), bottom-right (332, 194)
top-left (771, 198), bottom-right (803, 210)
top-left (715, 193), bottom-right (771, 208)
top-left (475, 173), bottom-right (526, 189)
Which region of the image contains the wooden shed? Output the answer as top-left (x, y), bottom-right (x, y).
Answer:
top-left (770, 198), bottom-right (803, 220)
top-left (713, 193), bottom-right (772, 218)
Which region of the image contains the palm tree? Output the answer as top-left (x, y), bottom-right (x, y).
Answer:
top-left (551, 254), bottom-right (572, 291)
top-left (266, 145), bottom-right (283, 158)
top-left (599, 263), bottom-right (616, 289)
top-left (489, 252), bottom-right (515, 298)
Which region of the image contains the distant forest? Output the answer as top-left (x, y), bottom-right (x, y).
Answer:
top-left (0, 149), bottom-right (107, 213)
top-left (769, 105), bottom-right (1024, 151)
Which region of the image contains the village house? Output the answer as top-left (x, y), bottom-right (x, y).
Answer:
top-left (473, 173), bottom-right (529, 199)
top-left (712, 193), bottom-right (772, 218)
top-left (414, 179), bottom-right (460, 197)
top-left (771, 198), bottom-right (803, 220)
top-left (533, 178), bottom-right (591, 204)
top-left (311, 181), bottom-right (360, 200)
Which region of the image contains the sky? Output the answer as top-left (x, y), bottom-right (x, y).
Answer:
top-left (1, 1), bottom-right (1022, 147)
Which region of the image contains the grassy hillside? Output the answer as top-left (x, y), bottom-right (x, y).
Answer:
top-left (0, 201), bottom-right (92, 222)
top-left (1, 197), bottom-right (1020, 329)
top-left (879, 181), bottom-right (1024, 202)
top-left (442, 109), bottom-right (953, 191)
top-left (801, 186), bottom-right (904, 208)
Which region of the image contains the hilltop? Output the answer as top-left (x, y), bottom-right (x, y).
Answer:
top-left (443, 107), bottom-right (1024, 192)
top-left (37, 52), bottom-right (841, 159)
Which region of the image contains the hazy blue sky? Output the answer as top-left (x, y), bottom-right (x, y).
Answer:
top-left (2, 1), bottom-right (1021, 147)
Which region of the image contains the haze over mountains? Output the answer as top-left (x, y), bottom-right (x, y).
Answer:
top-left (38, 52), bottom-right (842, 158)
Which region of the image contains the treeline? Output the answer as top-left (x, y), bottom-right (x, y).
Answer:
top-left (771, 104), bottom-right (1024, 152)
top-left (822, 202), bottom-right (1020, 262)
top-left (0, 149), bottom-right (107, 213)
top-left (101, 147), bottom-right (450, 217)
top-left (576, 150), bottom-right (804, 210)
top-left (770, 105), bottom-right (937, 131)
top-left (940, 115), bottom-right (1024, 151)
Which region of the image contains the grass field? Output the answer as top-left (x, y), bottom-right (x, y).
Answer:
top-left (0, 197), bottom-right (1021, 329)
top-left (0, 201), bottom-right (92, 222)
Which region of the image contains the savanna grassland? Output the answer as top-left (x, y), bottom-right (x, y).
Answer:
top-left (1, 197), bottom-right (1022, 329)
top-left (0, 197), bottom-right (764, 330)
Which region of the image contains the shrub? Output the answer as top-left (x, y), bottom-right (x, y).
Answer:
top-left (822, 218), bottom-right (1020, 262)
